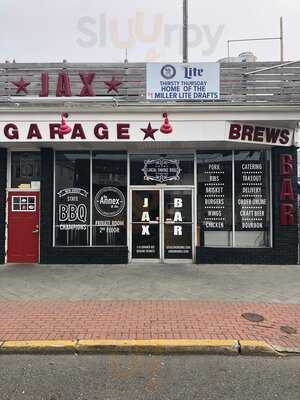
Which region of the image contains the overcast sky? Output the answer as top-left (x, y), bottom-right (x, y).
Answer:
top-left (1, 0), bottom-right (299, 63)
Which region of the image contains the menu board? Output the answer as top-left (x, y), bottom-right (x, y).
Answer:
top-left (198, 152), bottom-right (232, 231)
top-left (235, 153), bottom-right (267, 231)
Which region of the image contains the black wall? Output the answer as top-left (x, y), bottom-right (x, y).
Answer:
top-left (40, 148), bottom-right (128, 264)
top-left (0, 149), bottom-right (7, 264)
top-left (196, 146), bottom-right (299, 265)
top-left (5, 146), bottom-right (295, 265)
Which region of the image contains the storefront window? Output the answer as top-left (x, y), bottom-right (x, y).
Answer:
top-left (130, 154), bottom-right (194, 186)
top-left (11, 152), bottom-right (41, 188)
top-left (197, 151), bottom-right (233, 246)
top-left (55, 151), bottom-right (90, 246)
top-left (234, 150), bottom-right (271, 247)
top-left (92, 152), bottom-right (127, 246)
top-left (54, 151), bottom-right (127, 247)
top-left (197, 150), bottom-right (271, 248)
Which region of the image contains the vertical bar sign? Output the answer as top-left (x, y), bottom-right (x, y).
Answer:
top-left (280, 154), bottom-right (296, 225)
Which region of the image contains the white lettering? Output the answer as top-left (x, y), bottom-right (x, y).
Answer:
top-left (142, 225), bottom-right (150, 235)
top-left (174, 225), bottom-right (182, 236)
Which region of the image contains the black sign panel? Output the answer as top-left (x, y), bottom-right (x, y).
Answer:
top-left (198, 152), bottom-right (232, 231)
top-left (235, 151), bottom-right (268, 231)
top-left (130, 154), bottom-right (194, 186)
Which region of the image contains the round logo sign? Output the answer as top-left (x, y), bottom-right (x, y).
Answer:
top-left (94, 187), bottom-right (125, 217)
top-left (160, 64), bottom-right (176, 79)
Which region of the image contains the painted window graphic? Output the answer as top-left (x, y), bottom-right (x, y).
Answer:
top-left (197, 150), bottom-right (271, 248)
top-left (55, 151), bottom-right (90, 246)
top-left (130, 154), bottom-right (194, 186)
top-left (131, 190), bottom-right (160, 259)
top-left (92, 152), bottom-right (127, 246)
top-left (197, 151), bottom-right (233, 247)
top-left (54, 151), bottom-right (127, 247)
top-left (131, 189), bottom-right (193, 260)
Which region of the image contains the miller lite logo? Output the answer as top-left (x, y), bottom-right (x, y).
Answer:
top-left (184, 67), bottom-right (204, 79)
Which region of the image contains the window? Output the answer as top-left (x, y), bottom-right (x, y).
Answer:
top-left (12, 196), bottom-right (36, 212)
top-left (234, 151), bottom-right (271, 247)
top-left (92, 152), bottom-right (127, 246)
top-left (11, 152), bottom-right (41, 188)
top-left (55, 151), bottom-right (90, 246)
top-left (197, 150), bottom-right (271, 248)
top-left (197, 151), bottom-right (233, 246)
top-left (54, 151), bottom-right (127, 247)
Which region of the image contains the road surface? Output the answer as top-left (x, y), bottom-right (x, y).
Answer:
top-left (0, 354), bottom-right (299, 399)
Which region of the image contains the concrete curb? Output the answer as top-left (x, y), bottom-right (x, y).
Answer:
top-left (239, 340), bottom-right (278, 355)
top-left (270, 345), bottom-right (300, 355)
top-left (0, 340), bottom-right (77, 354)
top-left (0, 339), bottom-right (285, 355)
top-left (77, 339), bottom-right (240, 354)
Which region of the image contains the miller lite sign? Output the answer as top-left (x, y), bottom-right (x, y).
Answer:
top-left (146, 62), bottom-right (220, 101)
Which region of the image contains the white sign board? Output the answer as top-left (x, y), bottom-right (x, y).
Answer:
top-left (146, 63), bottom-right (220, 101)
top-left (0, 114), bottom-right (293, 146)
top-left (0, 119), bottom-right (226, 143)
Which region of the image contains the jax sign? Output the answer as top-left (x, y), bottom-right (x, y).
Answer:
top-left (146, 63), bottom-right (220, 101)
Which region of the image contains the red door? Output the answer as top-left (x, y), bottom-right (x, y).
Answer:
top-left (7, 192), bottom-right (40, 263)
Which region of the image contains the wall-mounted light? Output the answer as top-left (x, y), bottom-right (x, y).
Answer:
top-left (160, 112), bottom-right (173, 134)
top-left (59, 112), bottom-right (72, 134)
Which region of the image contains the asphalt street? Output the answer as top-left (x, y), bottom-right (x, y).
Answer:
top-left (0, 354), bottom-right (299, 400)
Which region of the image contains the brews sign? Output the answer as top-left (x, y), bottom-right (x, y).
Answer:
top-left (228, 123), bottom-right (294, 146)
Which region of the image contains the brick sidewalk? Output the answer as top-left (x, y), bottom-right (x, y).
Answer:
top-left (0, 301), bottom-right (299, 350)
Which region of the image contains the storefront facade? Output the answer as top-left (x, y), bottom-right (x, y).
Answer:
top-left (0, 62), bottom-right (299, 265)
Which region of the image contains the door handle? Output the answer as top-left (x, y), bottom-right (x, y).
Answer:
top-left (32, 226), bottom-right (39, 234)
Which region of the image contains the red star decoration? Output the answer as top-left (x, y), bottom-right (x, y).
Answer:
top-left (11, 77), bottom-right (30, 94)
top-left (141, 122), bottom-right (158, 141)
top-left (104, 76), bottom-right (122, 93)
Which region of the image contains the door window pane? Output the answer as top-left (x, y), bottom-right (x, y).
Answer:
top-left (92, 152), bottom-right (127, 246)
top-left (11, 152), bottom-right (41, 188)
top-left (197, 151), bottom-right (233, 247)
top-left (164, 190), bottom-right (192, 222)
top-left (164, 190), bottom-right (193, 259)
top-left (55, 152), bottom-right (90, 246)
top-left (132, 190), bottom-right (160, 222)
top-left (131, 190), bottom-right (160, 258)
